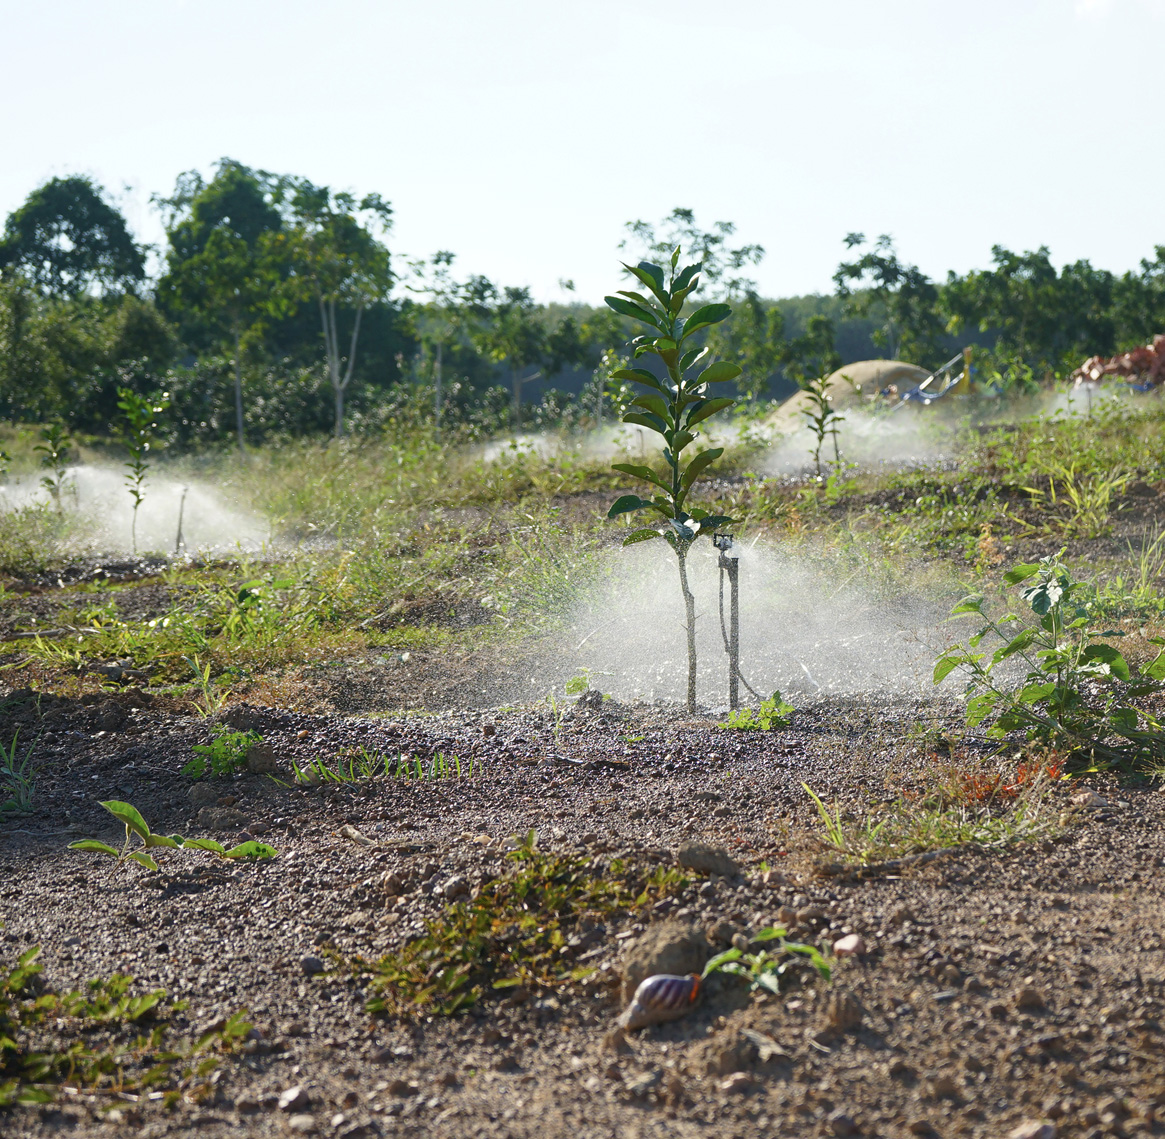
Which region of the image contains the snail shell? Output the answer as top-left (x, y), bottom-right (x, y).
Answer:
top-left (618, 972), bottom-right (701, 1030)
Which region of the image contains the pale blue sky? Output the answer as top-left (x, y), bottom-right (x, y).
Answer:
top-left (2, 0), bottom-right (1162, 303)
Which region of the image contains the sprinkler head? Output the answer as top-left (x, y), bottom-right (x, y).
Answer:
top-left (712, 531), bottom-right (735, 552)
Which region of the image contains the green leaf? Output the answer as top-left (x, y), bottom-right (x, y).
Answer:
top-left (695, 514), bottom-right (735, 531)
top-left (1081, 643), bottom-right (1131, 681)
top-left (622, 411), bottom-right (669, 435)
top-left (611, 368), bottom-right (666, 393)
top-left (680, 448), bottom-right (724, 491)
top-left (1141, 650), bottom-right (1165, 681)
top-left (991, 628), bottom-right (1035, 665)
top-left (144, 833), bottom-right (181, 849)
top-left (623, 528), bottom-right (662, 546)
top-left (965, 691), bottom-right (998, 728)
top-left (1003, 563), bottom-right (1041, 584)
top-left (180, 837), bottom-right (227, 854)
top-left (950, 595), bottom-right (985, 616)
top-left (607, 494), bottom-right (650, 519)
top-left (701, 947), bottom-right (744, 977)
top-left (672, 263), bottom-right (700, 293)
top-left (686, 398), bottom-right (734, 428)
top-left (68, 840), bottom-right (120, 857)
top-left (696, 360), bottom-right (742, 385)
top-left (680, 303), bottom-right (731, 340)
top-left (751, 927), bottom-right (787, 942)
top-left (624, 261), bottom-right (669, 306)
top-left (100, 801), bottom-right (150, 840)
top-left (604, 295), bottom-right (663, 329)
top-left (631, 393), bottom-right (672, 422)
top-left (669, 429), bottom-right (696, 453)
top-left (933, 655), bottom-right (960, 684)
top-left (755, 971), bottom-right (783, 996)
top-left (126, 851), bottom-right (159, 872)
top-left (224, 841), bottom-right (277, 859)
top-left (1015, 681), bottom-right (1056, 706)
top-left (611, 462), bottom-right (671, 493)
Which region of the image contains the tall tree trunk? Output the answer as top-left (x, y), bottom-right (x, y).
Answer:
top-left (434, 339), bottom-right (443, 439)
top-left (233, 329), bottom-right (245, 453)
top-left (676, 546), bottom-right (697, 712)
top-left (321, 297), bottom-right (363, 439)
top-left (512, 365), bottom-right (521, 428)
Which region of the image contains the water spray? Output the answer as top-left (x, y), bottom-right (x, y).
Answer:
top-left (174, 486), bottom-right (188, 555)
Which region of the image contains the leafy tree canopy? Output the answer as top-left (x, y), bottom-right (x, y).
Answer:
top-left (0, 176), bottom-right (145, 298)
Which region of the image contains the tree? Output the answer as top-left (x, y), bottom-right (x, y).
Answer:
top-left (472, 285), bottom-right (548, 428)
top-left (0, 176), bottom-right (145, 298)
top-left (834, 234), bottom-right (945, 365)
top-left (156, 161), bottom-right (289, 450)
top-left (1112, 246), bottom-right (1165, 349)
top-left (622, 208), bottom-right (764, 299)
top-left (285, 182), bottom-right (393, 438)
top-left (404, 251), bottom-right (464, 435)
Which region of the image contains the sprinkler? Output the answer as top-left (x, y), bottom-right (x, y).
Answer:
top-left (174, 486), bottom-right (188, 556)
top-left (713, 532), bottom-right (740, 709)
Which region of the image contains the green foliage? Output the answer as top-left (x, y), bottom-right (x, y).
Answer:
top-left (719, 690), bottom-right (794, 731)
top-left (701, 926), bottom-right (831, 995)
top-left (33, 423), bottom-right (71, 513)
top-left (361, 830), bottom-right (692, 1017)
top-left (0, 945), bottom-right (250, 1109)
top-left (291, 748), bottom-right (475, 785)
top-left (116, 387), bottom-right (169, 553)
top-left (182, 726), bottom-right (261, 779)
top-left (0, 731), bottom-right (35, 815)
top-left (0, 176), bottom-right (145, 299)
top-left (934, 551), bottom-right (1165, 769)
top-left (68, 799), bottom-right (277, 872)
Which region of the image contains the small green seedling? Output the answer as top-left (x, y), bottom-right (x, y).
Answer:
top-left (719, 690), bottom-right (794, 731)
top-left (68, 800), bottom-right (277, 872)
top-left (0, 730), bottom-right (35, 814)
top-left (69, 801), bottom-right (185, 873)
top-left (34, 423), bottom-right (72, 512)
top-left (116, 387), bottom-right (170, 554)
top-left (183, 726), bottom-right (261, 779)
top-left (701, 926), bottom-right (831, 995)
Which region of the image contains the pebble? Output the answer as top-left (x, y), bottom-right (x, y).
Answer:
top-left (442, 875), bottom-right (470, 899)
top-left (1008, 1124), bottom-right (1056, 1139)
top-left (824, 989), bottom-right (863, 1032)
top-left (278, 1086), bottom-right (310, 1112)
top-left (1014, 986), bottom-right (1047, 1012)
top-left (718, 1072), bottom-right (754, 1093)
top-left (300, 956), bottom-right (326, 976)
top-left (832, 933), bottom-right (867, 957)
top-left (387, 1079), bottom-right (418, 1097)
top-left (1070, 790), bottom-right (1109, 809)
top-left (625, 1069), bottom-right (662, 1097)
top-left (676, 841), bottom-right (740, 877)
top-left (287, 1114), bottom-right (316, 1133)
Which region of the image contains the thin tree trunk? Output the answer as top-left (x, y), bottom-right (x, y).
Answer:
top-left (435, 339), bottom-right (443, 439)
top-left (676, 545), bottom-right (697, 712)
top-left (512, 366), bottom-right (521, 428)
top-left (233, 329), bottom-right (245, 453)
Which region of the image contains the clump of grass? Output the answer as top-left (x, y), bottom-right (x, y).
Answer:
top-left (358, 830), bottom-right (692, 1016)
top-left (292, 747), bottom-right (476, 785)
top-left (0, 731), bottom-right (35, 815)
top-left (0, 945), bottom-right (251, 1109)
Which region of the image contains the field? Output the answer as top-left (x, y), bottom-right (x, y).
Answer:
top-left (4, 391), bottom-right (1165, 1138)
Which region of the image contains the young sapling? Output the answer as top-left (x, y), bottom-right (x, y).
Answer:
top-left (116, 387), bottom-right (170, 554)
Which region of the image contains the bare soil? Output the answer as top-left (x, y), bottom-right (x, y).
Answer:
top-left (3, 675), bottom-right (1165, 1139)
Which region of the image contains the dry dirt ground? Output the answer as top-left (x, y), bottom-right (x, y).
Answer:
top-left (3, 675), bottom-right (1165, 1139)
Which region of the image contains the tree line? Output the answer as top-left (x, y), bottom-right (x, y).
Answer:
top-left (1, 163), bottom-right (1163, 450)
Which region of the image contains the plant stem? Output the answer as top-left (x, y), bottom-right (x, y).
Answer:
top-left (676, 545), bottom-right (697, 712)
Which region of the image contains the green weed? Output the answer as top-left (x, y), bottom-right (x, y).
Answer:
top-left (719, 690), bottom-right (794, 731)
top-left (182, 726), bottom-right (260, 780)
top-left (0, 732), bottom-right (35, 815)
top-left (292, 748), bottom-right (475, 785)
top-left (702, 926), bottom-right (831, 995)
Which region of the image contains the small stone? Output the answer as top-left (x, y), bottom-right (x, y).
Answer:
top-left (482, 722), bottom-right (496, 737)
top-left (1007, 1123), bottom-right (1056, 1139)
top-left (330, 1115), bottom-right (346, 1128)
top-left (387, 1079), bottom-right (418, 1097)
top-left (832, 933), bottom-right (867, 957)
top-left (436, 1071), bottom-right (459, 1087)
top-left (196, 806), bottom-right (249, 832)
top-left (824, 989), bottom-right (863, 1032)
top-left (731, 932), bottom-right (750, 951)
top-left (287, 1114), bottom-right (316, 1134)
top-left (246, 742), bottom-right (280, 774)
top-left (625, 1069), bottom-right (662, 1097)
top-left (719, 1072), bottom-right (754, 1093)
top-left (676, 842), bottom-right (740, 877)
top-left (188, 783), bottom-right (219, 806)
top-left (828, 1110), bottom-right (860, 1136)
top-left (443, 875), bottom-right (470, 899)
top-left (278, 1086), bottom-right (310, 1112)
top-left (890, 905), bottom-right (915, 925)
top-left (707, 920), bottom-right (738, 944)
top-left (300, 955), bottom-right (326, 976)
top-left (796, 905), bottom-right (827, 923)
top-left (1070, 790), bottom-right (1109, 809)
top-left (235, 1096), bottom-right (261, 1114)
top-left (776, 905), bottom-right (798, 926)
top-left (1013, 986), bottom-right (1046, 1012)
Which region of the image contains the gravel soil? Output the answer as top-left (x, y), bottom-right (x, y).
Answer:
top-left (3, 681), bottom-right (1165, 1139)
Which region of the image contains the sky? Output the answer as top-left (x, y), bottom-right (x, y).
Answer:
top-left (2, 0), bottom-right (1163, 304)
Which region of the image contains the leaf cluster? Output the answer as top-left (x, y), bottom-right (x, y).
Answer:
top-left (701, 926), bottom-right (831, 996)
top-left (934, 551), bottom-right (1165, 769)
top-left (69, 800), bottom-right (277, 873)
top-left (361, 831), bottom-right (691, 1017)
top-left (182, 727), bottom-right (261, 779)
top-left (0, 944), bottom-right (250, 1109)
top-left (604, 251), bottom-right (739, 548)
top-left (718, 690), bottom-right (794, 731)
